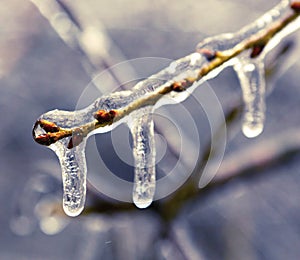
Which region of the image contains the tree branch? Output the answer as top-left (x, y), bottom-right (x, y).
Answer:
top-left (33, 2), bottom-right (300, 148)
top-left (31, 1), bottom-right (300, 220)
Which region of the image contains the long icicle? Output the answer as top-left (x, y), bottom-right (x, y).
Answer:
top-left (234, 59), bottom-right (266, 138)
top-left (130, 108), bottom-right (156, 208)
top-left (55, 141), bottom-right (87, 216)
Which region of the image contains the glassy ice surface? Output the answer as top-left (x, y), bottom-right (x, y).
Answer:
top-left (54, 142), bottom-right (87, 217)
top-left (234, 60), bottom-right (266, 138)
top-left (196, 0), bottom-right (291, 53)
top-left (129, 108), bottom-right (156, 208)
top-left (32, 0), bottom-right (300, 215)
top-left (196, 0), bottom-right (298, 139)
top-left (32, 52), bottom-right (211, 214)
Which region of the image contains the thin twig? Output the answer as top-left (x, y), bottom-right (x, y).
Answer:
top-left (31, 0), bottom-right (300, 220)
top-left (32, 0), bottom-right (187, 170)
top-left (33, 4), bottom-right (300, 147)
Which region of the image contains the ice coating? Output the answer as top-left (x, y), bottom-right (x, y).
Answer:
top-left (32, 111), bottom-right (87, 217)
top-left (196, 0), bottom-right (291, 53)
top-left (196, 0), bottom-right (293, 138)
top-left (130, 108), bottom-right (156, 208)
top-left (32, 0), bottom-right (300, 215)
top-left (55, 142), bottom-right (87, 217)
top-left (234, 60), bottom-right (266, 138)
top-left (128, 52), bottom-right (206, 105)
top-left (32, 53), bottom-right (209, 216)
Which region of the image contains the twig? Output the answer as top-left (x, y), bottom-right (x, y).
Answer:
top-left (31, 0), bottom-right (300, 221)
top-left (33, 2), bottom-right (300, 147)
top-left (31, 0), bottom-right (188, 170)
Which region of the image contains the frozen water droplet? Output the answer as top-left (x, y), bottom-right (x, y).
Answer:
top-left (242, 122), bottom-right (264, 138)
top-left (234, 60), bottom-right (266, 138)
top-left (130, 108), bottom-right (156, 208)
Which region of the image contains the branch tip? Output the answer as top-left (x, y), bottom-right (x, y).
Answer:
top-left (34, 133), bottom-right (52, 146)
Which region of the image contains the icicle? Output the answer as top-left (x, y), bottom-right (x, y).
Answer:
top-left (234, 60), bottom-right (266, 138)
top-left (32, 110), bottom-right (88, 217)
top-left (129, 107), bottom-right (156, 208)
top-left (54, 141), bottom-right (87, 216)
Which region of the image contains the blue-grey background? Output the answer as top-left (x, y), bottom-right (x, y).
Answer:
top-left (1, 0), bottom-right (300, 259)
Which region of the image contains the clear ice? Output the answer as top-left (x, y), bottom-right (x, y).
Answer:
top-left (197, 0), bottom-right (299, 138)
top-left (32, 0), bottom-right (300, 215)
top-left (55, 142), bottom-right (87, 217)
top-left (33, 110), bottom-right (89, 217)
top-left (129, 108), bottom-right (156, 208)
top-left (32, 52), bottom-right (209, 216)
top-left (234, 60), bottom-right (266, 138)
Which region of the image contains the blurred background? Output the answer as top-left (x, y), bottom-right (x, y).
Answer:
top-left (1, 0), bottom-right (300, 259)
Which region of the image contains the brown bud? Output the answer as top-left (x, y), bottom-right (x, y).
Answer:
top-left (197, 48), bottom-right (216, 61)
top-left (39, 119), bottom-right (60, 133)
top-left (291, 2), bottom-right (300, 12)
top-left (94, 109), bottom-right (117, 125)
top-left (34, 134), bottom-right (52, 146)
top-left (250, 44), bottom-right (265, 58)
top-left (172, 82), bottom-right (185, 92)
top-left (108, 110), bottom-right (117, 118)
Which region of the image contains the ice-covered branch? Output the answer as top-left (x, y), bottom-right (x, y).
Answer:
top-left (33, 0), bottom-right (300, 216)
